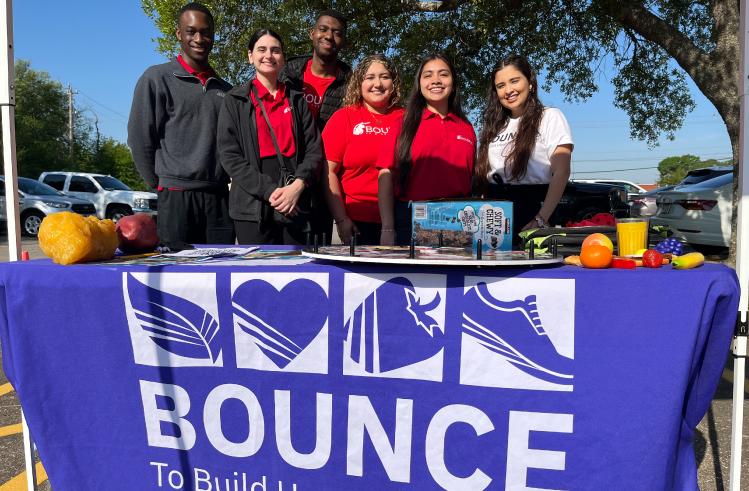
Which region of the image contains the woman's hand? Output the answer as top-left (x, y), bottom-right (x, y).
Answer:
top-left (380, 230), bottom-right (395, 246)
top-left (270, 179), bottom-right (305, 216)
top-left (336, 218), bottom-right (360, 245)
top-left (521, 219), bottom-right (540, 232)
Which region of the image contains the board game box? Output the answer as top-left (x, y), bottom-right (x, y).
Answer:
top-left (411, 199), bottom-right (513, 251)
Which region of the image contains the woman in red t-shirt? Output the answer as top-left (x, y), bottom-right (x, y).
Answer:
top-left (321, 55), bottom-right (405, 245)
top-left (376, 54), bottom-right (476, 246)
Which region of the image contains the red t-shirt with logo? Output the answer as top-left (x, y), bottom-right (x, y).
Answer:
top-left (322, 105), bottom-right (405, 223)
top-left (376, 109), bottom-right (476, 202)
top-left (249, 79), bottom-right (296, 158)
top-left (302, 60), bottom-right (337, 120)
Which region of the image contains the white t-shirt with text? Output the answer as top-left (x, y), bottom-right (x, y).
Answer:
top-left (488, 107), bottom-right (574, 185)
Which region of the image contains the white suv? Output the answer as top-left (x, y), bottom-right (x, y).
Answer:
top-left (39, 172), bottom-right (157, 222)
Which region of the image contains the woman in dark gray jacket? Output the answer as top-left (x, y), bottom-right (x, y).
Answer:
top-left (218, 29), bottom-right (322, 245)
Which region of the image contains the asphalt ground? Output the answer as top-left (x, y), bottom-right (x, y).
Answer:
top-left (0, 232), bottom-right (746, 490)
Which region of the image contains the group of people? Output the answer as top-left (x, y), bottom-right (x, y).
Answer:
top-left (128, 3), bottom-right (574, 249)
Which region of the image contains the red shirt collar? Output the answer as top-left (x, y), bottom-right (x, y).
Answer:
top-left (422, 108), bottom-right (456, 122)
top-left (177, 55), bottom-right (212, 84)
top-left (305, 59), bottom-right (340, 80)
top-left (251, 78), bottom-right (287, 101)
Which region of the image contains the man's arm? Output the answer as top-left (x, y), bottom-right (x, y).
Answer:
top-left (127, 75), bottom-right (161, 190)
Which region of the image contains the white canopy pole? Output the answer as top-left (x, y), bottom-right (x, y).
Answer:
top-left (0, 0), bottom-right (18, 260)
top-left (730, 1), bottom-right (749, 490)
top-left (0, 2), bottom-right (36, 491)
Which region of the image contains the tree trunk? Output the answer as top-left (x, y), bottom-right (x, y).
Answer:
top-left (613, 0), bottom-right (740, 264)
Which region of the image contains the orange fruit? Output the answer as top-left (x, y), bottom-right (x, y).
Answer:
top-left (582, 233), bottom-right (614, 253)
top-left (580, 245), bottom-right (613, 269)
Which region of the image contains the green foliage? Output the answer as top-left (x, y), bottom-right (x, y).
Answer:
top-left (14, 59), bottom-right (68, 178)
top-left (142, 0), bottom-right (718, 146)
top-left (10, 59), bottom-right (147, 190)
top-left (656, 154), bottom-right (731, 185)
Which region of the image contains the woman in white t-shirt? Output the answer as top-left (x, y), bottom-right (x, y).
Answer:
top-left (474, 54), bottom-right (573, 246)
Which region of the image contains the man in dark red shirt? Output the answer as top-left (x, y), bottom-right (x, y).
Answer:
top-left (279, 10), bottom-right (352, 242)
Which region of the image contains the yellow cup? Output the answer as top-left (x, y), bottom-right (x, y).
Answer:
top-left (616, 218), bottom-right (648, 257)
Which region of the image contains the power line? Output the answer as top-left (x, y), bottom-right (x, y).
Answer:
top-left (573, 145), bottom-right (730, 156)
top-left (573, 166), bottom-right (661, 174)
top-left (573, 121), bottom-right (725, 129)
top-left (74, 88), bottom-right (129, 120)
top-left (566, 114), bottom-right (720, 124)
top-left (572, 152), bottom-right (733, 163)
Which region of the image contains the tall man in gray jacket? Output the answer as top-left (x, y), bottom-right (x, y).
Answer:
top-left (128, 2), bottom-right (234, 248)
top-left (279, 10), bottom-right (351, 242)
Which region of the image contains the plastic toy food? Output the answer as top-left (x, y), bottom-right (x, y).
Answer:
top-left (582, 233), bottom-right (614, 253)
top-left (580, 245), bottom-right (613, 268)
top-left (612, 258), bottom-right (636, 269)
top-left (642, 249), bottom-right (664, 268)
top-left (564, 255), bottom-right (582, 266)
top-left (672, 252), bottom-right (705, 270)
top-left (655, 238), bottom-right (683, 256)
top-left (38, 212), bottom-right (119, 265)
top-left (116, 215), bottom-right (159, 253)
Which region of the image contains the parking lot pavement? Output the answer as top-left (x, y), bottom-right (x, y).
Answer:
top-left (0, 233), bottom-right (46, 262)
top-left (0, 346), bottom-right (51, 490)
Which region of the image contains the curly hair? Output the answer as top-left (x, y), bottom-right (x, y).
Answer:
top-left (342, 54), bottom-right (403, 108)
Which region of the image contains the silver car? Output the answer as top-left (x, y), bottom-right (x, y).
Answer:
top-left (629, 185), bottom-right (675, 218)
top-left (0, 176), bottom-right (97, 237)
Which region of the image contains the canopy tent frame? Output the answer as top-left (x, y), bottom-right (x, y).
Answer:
top-left (730, 1), bottom-right (749, 489)
top-left (0, 1), bottom-right (37, 490)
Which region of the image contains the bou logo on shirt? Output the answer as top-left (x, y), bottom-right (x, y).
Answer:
top-left (353, 122), bottom-right (391, 136)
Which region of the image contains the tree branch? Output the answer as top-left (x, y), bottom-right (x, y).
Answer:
top-left (709, 0), bottom-right (740, 58)
top-left (605, 1), bottom-right (710, 80)
top-left (403, 0), bottom-right (471, 13)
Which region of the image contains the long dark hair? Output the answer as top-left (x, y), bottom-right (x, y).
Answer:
top-left (395, 53), bottom-right (468, 194)
top-left (474, 54), bottom-right (544, 196)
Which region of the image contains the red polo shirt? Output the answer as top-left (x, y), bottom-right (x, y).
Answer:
top-left (302, 60), bottom-right (337, 120)
top-left (376, 109), bottom-right (476, 202)
top-left (249, 79), bottom-right (296, 158)
top-left (177, 55), bottom-right (212, 85)
top-left (322, 104), bottom-right (405, 223)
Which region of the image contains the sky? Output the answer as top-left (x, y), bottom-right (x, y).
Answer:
top-left (11, 1), bottom-right (733, 186)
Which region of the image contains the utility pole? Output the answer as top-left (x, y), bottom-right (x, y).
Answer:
top-left (67, 83), bottom-right (77, 166)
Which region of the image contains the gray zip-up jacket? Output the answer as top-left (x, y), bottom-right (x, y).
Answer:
top-left (127, 57), bottom-right (233, 191)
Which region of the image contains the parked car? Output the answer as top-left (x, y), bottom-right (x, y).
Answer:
top-left (571, 179), bottom-right (648, 196)
top-left (650, 173), bottom-right (732, 254)
top-left (629, 185), bottom-right (675, 218)
top-left (0, 176), bottom-right (98, 236)
top-left (674, 165), bottom-right (733, 189)
top-left (553, 181), bottom-right (630, 224)
top-left (39, 172), bottom-right (157, 222)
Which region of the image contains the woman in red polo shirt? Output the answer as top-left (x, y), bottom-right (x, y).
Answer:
top-left (376, 54), bottom-right (476, 246)
top-left (218, 29), bottom-right (322, 245)
top-left (321, 54), bottom-right (405, 245)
